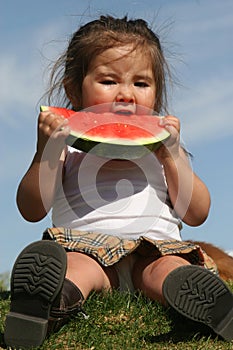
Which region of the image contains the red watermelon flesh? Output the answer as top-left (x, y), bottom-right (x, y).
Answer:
top-left (40, 106), bottom-right (170, 159)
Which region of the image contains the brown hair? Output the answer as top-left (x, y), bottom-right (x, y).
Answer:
top-left (47, 15), bottom-right (171, 113)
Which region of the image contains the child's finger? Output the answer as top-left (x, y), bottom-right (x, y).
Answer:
top-left (50, 116), bottom-right (69, 132)
top-left (39, 112), bottom-right (69, 137)
top-left (39, 112), bottom-right (65, 128)
top-left (159, 115), bottom-right (180, 133)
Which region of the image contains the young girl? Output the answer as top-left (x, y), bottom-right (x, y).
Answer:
top-left (5, 15), bottom-right (233, 348)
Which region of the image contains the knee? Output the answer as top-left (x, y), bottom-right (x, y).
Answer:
top-left (146, 256), bottom-right (190, 290)
top-left (150, 255), bottom-right (190, 275)
top-left (133, 255), bottom-right (190, 304)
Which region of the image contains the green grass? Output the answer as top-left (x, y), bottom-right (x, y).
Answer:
top-left (1, 288), bottom-right (233, 350)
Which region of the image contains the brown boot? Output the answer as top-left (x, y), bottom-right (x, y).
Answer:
top-left (48, 278), bottom-right (88, 333)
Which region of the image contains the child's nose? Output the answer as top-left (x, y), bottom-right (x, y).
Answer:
top-left (115, 85), bottom-right (135, 103)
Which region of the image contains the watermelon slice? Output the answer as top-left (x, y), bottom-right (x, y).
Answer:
top-left (40, 106), bottom-right (170, 159)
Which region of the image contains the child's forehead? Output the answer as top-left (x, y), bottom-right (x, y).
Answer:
top-left (90, 45), bottom-right (153, 68)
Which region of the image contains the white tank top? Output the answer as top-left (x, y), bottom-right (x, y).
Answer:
top-left (52, 147), bottom-right (182, 241)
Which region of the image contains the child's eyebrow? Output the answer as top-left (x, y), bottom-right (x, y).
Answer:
top-left (134, 74), bottom-right (154, 83)
top-left (94, 70), bottom-right (118, 79)
top-left (93, 66), bottom-right (115, 75)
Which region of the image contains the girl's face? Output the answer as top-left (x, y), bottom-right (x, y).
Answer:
top-left (81, 45), bottom-right (156, 114)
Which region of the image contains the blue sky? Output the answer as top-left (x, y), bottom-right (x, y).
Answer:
top-left (1, 0), bottom-right (233, 274)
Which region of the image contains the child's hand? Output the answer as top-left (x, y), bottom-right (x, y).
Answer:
top-left (155, 115), bottom-right (181, 163)
top-left (36, 111), bottom-right (70, 156)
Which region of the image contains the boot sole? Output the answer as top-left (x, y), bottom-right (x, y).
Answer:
top-left (163, 265), bottom-right (233, 341)
top-left (4, 240), bottom-right (67, 349)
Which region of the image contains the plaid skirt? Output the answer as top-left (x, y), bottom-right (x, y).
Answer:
top-left (43, 227), bottom-right (218, 274)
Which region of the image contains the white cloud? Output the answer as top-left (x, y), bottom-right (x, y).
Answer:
top-left (0, 21), bottom-right (69, 182)
top-left (0, 55), bottom-right (42, 127)
top-left (0, 20), bottom-right (69, 130)
top-left (174, 77), bottom-right (233, 144)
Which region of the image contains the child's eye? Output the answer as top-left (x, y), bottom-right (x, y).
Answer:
top-left (134, 82), bottom-right (149, 88)
top-left (100, 80), bottom-right (116, 85)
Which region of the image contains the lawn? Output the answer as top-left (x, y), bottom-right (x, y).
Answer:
top-left (0, 289), bottom-right (233, 350)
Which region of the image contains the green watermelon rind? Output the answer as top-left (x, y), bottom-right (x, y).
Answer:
top-left (66, 134), bottom-right (165, 159)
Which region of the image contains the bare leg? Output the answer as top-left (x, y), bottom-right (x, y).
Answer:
top-left (132, 255), bottom-right (190, 304)
top-left (66, 252), bottom-right (119, 299)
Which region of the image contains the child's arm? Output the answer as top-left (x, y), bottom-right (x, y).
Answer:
top-left (16, 111), bottom-right (70, 222)
top-left (156, 115), bottom-right (211, 226)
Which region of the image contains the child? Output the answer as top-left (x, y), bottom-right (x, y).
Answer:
top-left (4, 15), bottom-right (233, 348)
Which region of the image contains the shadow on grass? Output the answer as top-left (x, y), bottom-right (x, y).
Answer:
top-left (143, 309), bottom-right (221, 344)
